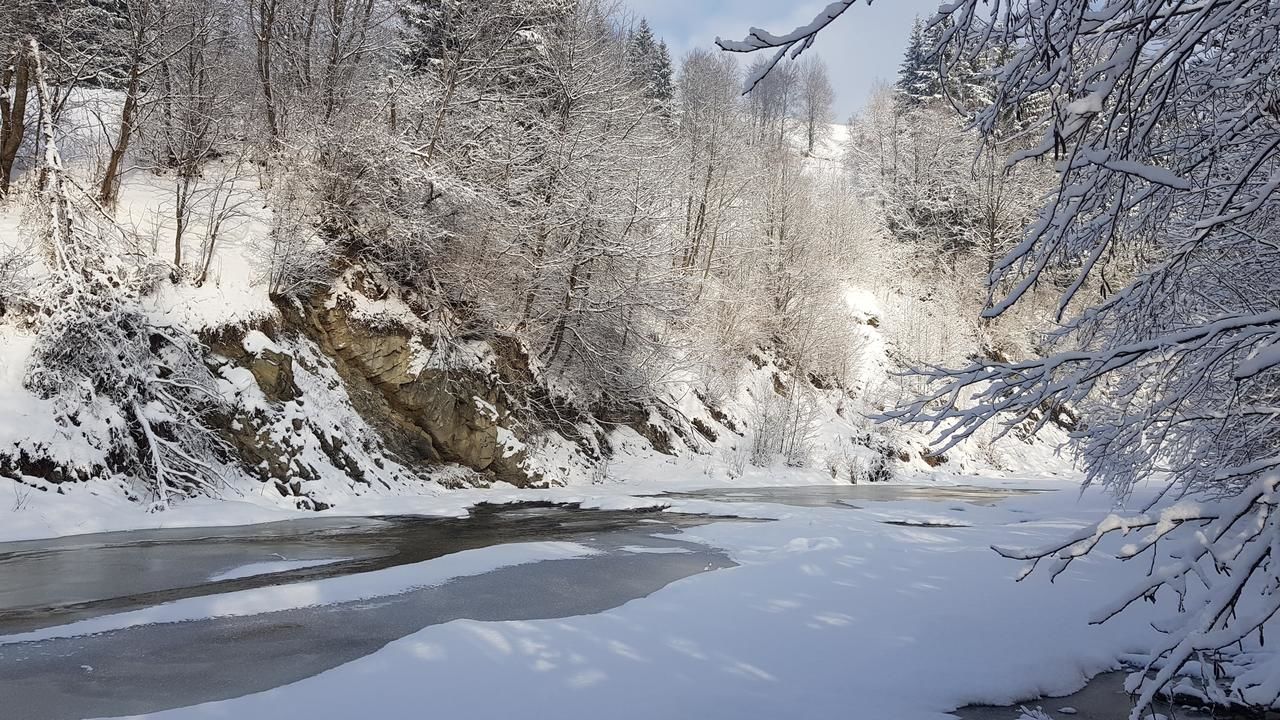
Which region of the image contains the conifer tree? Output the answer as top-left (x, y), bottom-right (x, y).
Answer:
top-left (895, 19), bottom-right (940, 105)
top-left (626, 18), bottom-right (673, 104)
top-left (652, 39), bottom-right (673, 103)
top-left (896, 17), bottom-right (987, 113)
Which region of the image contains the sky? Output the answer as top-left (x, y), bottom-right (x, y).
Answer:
top-left (625, 0), bottom-right (944, 120)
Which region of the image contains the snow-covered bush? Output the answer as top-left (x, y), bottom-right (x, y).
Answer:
top-left (0, 234), bottom-right (34, 315)
top-left (747, 377), bottom-right (787, 467)
top-left (826, 432), bottom-right (895, 484)
top-left (25, 289), bottom-right (229, 501)
top-left (747, 374), bottom-right (821, 468)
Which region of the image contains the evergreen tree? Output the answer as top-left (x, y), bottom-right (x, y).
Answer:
top-left (652, 39), bottom-right (673, 103)
top-left (75, 0), bottom-right (132, 88)
top-left (895, 19), bottom-right (940, 105)
top-left (896, 17), bottom-right (987, 113)
top-left (626, 19), bottom-right (656, 70)
top-left (626, 18), bottom-right (673, 104)
top-left (400, 0), bottom-right (451, 72)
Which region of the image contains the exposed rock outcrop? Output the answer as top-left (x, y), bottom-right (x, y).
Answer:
top-left (301, 292), bottom-right (536, 486)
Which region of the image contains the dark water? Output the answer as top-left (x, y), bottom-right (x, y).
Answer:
top-left (955, 671), bottom-right (1273, 720)
top-left (0, 503), bottom-right (734, 720)
top-left (654, 483), bottom-right (1039, 509)
top-left (955, 673), bottom-right (1138, 720)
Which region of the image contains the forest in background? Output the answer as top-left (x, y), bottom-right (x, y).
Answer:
top-left (0, 0), bottom-right (1067, 499)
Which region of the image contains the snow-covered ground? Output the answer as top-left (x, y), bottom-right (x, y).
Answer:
top-left (19, 471), bottom-right (1163, 720)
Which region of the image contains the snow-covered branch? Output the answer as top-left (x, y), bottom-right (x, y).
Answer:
top-left (715, 1), bottom-right (865, 94)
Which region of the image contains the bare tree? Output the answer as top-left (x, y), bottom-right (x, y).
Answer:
top-left (23, 40), bottom-right (229, 503)
top-left (676, 48), bottom-right (753, 279)
top-left (148, 0), bottom-right (236, 272)
top-left (0, 0), bottom-right (116, 196)
top-left (745, 57), bottom-right (796, 147)
top-left (400, 0), bottom-right (539, 163)
top-left (193, 160), bottom-right (257, 285)
top-left (253, 167), bottom-right (335, 298)
top-left (96, 0), bottom-right (233, 213)
top-left (246, 0), bottom-right (282, 142)
top-left (797, 56), bottom-right (834, 155)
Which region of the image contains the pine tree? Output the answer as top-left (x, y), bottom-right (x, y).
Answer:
top-left (652, 40), bottom-right (673, 103)
top-left (400, 0), bottom-right (450, 72)
top-left (896, 17), bottom-right (987, 112)
top-left (626, 19), bottom-right (656, 69)
top-left (75, 0), bottom-right (133, 88)
top-left (626, 18), bottom-right (673, 104)
top-left (895, 19), bottom-right (940, 105)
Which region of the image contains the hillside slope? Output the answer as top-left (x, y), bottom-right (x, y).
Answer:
top-left (0, 101), bottom-right (1070, 533)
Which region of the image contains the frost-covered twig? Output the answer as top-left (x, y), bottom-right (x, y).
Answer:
top-left (715, 1), bottom-right (864, 94)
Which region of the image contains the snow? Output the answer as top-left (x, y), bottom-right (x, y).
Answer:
top-left (842, 285), bottom-right (882, 320)
top-left (1079, 149), bottom-right (1190, 189)
top-left (1, 541), bottom-right (598, 646)
top-left (497, 426), bottom-right (526, 459)
top-left (0, 80), bottom-right (1149, 720)
top-left (241, 330), bottom-right (282, 356)
top-left (0, 489), bottom-right (301, 545)
top-left (324, 268), bottom-right (431, 332)
top-left (1065, 93), bottom-right (1105, 115)
top-left (140, 277), bottom-right (278, 333)
top-left (207, 558), bottom-right (349, 582)
top-left (0, 325), bottom-right (128, 475)
top-left (0, 93), bottom-right (1065, 530)
top-left (0, 415), bottom-right (1075, 544)
top-left (66, 476), bottom-right (1166, 720)
top-left (1237, 340), bottom-right (1280, 379)
top-left (106, 165), bottom-right (280, 332)
top-left (472, 396), bottom-right (499, 422)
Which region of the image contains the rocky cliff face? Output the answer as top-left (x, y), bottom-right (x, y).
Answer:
top-left (302, 292), bottom-right (533, 486)
top-left (193, 269), bottom-right (556, 510)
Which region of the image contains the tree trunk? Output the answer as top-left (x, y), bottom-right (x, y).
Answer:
top-left (174, 176), bottom-right (189, 272)
top-left (99, 64), bottom-right (141, 206)
top-left (0, 57), bottom-right (31, 197)
top-left (543, 259), bottom-right (582, 365)
top-left (252, 0), bottom-right (282, 143)
top-left (425, 64), bottom-right (459, 162)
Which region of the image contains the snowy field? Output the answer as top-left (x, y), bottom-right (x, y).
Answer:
top-left (0, 469), bottom-right (1165, 720)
